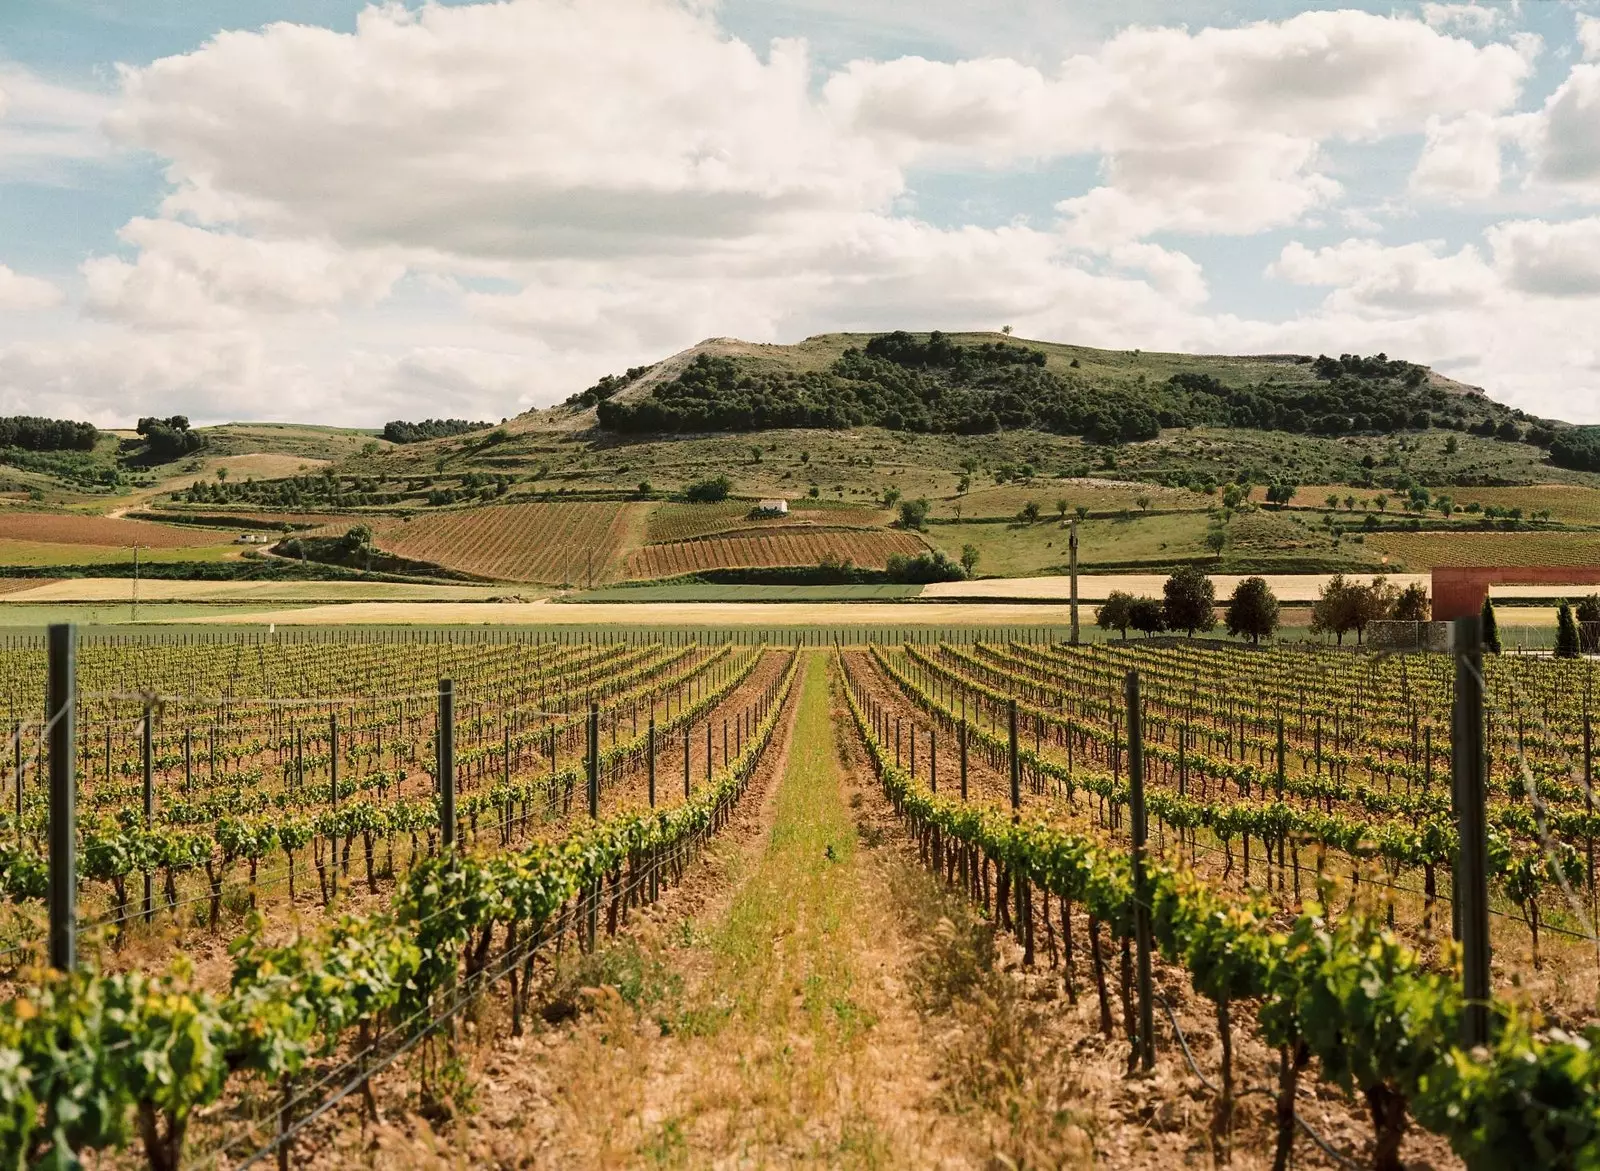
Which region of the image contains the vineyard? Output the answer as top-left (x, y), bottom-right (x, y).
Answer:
top-left (644, 501), bottom-right (888, 543)
top-left (622, 527), bottom-right (926, 579)
top-left (0, 627), bottom-right (801, 1168)
top-left (838, 634), bottom-right (1600, 1168)
top-left (1366, 530), bottom-right (1600, 568)
top-left (0, 626), bottom-right (1596, 1168)
top-left (368, 501), bottom-right (641, 583)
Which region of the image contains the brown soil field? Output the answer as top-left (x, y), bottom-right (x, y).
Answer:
top-left (0, 510), bottom-right (226, 547)
top-left (624, 528), bottom-right (926, 579)
top-left (371, 501), bottom-right (643, 584)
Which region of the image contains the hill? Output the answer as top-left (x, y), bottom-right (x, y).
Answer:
top-left (13, 330), bottom-right (1600, 586)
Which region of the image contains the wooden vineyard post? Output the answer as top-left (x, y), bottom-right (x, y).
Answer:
top-left (648, 718), bottom-right (656, 808)
top-left (684, 725), bottom-right (691, 798)
top-left (142, 705), bottom-right (154, 922)
top-left (587, 704), bottom-right (599, 818)
top-left (587, 703), bottom-right (600, 949)
top-left (960, 718), bottom-right (968, 800)
top-left (1009, 699), bottom-right (1020, 813)
top-left (1451, 616), bottom-right (1491, 1048)
top-left (1586, 701), bottom-right (1594, 894)
top-left (184, 728), bottom-right (192, 795)
top-left (48, 623), bottom-right (75, 974)
top-left (329, 712), bottom-right (339, 807)
top-left (1276, 714), bottom-right (1285, 801)
top-left (438, 679), bottom-right (456, 851)
top-left (1126, 670), bottom-right (1155, 1071)
top-left (706, 723), bottom-right (712, 782)
top-left (930, 729), bottom-right (937, 794)
top-left (1424, 725), bottom-right (1432, 793)
top-left (12, 722), bottom-right (20, 845)
top-left (1069, 519), bottom-right (1080, 646)
top-left (910, 724), bottom-right (916, 778)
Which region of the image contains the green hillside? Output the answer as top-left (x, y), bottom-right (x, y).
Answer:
top-left (10, 330), bottom-right (1599, 583)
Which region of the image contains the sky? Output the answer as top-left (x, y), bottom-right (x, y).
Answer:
top-left (2, 0), bottom-right (1600, 428)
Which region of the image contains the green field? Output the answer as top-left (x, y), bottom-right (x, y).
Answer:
top-left (562, 582), bottom-right (924, 603)
top-left (0, 602), bottom-right (311, 626)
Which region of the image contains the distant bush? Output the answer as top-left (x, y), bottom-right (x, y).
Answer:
top-left (884, 550), bottom-right (966, 584)
top-left (381, 419), bottom-right (492, 444)
top-left (136, 415), bottom-right (204, 461)
top-left (684, 475), bottom-right (732, 503)
top-left (565, 365), bottom-right (653, 408)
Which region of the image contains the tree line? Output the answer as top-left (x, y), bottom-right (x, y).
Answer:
top-left (0, 415), bottom-right (98, 452)
top-left (1097, 568), bottom-right (1432, 645)
top-left (380, 419), bottom-right (493, 444)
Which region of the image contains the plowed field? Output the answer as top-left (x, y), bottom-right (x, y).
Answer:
top-left (1366, 529), bottom-right (1600, 568)
top-left (0, 511), bottom-right (223, 547)
top-left (371, 501), bottom-right (639, 583)
top-left (624, 528), bottom-right (926, 579)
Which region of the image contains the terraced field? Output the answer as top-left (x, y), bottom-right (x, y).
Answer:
top-left (372, 501), bottom-right (643, 584)
top-left (623, 527), bottom-right (926, 579)
top-left (1366, 529), bottom-right (1600, 568)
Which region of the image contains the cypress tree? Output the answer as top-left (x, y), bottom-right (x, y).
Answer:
top-left (1556, 599), bottom-right (1581, 659)
top-left (1481, 595), bottom-right (1501, 654)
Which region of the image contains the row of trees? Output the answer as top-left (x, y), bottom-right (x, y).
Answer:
top-left (1097, 566), bottom-right (1276, 641)
top-left (1098, 568), bottom-right (1436, 646)
top-left (1309, 574), bottom-right (1428, 644)
top-left (1555, 595), bottom-right (1600, 658)
top-left (380, 418), bottom-right (493, 444)
top-left (0, 415), bottom-right (98, 452)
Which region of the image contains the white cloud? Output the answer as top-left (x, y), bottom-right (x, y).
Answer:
top-left (81, 218), bottom-right (403, 329)
top-left (1579, 15), bottom-right (1600, 62)
top-left (0, 265), bottom-right (63, 310)
top-left (1422, 4), bottom-right (1502, 35)
top-left (1527, 62), bottom-right (1600, 192)
top-left (1056, 136), bottom-right (1339, 242)
top-left (0, 65), bottom-right (114, 178)
top-left (1411, 112), bottom-right (1503, 200)
top-left (1486, 216), bottom-right (1600, 296)
top-left (4, 0), bottom-right (1597, 429)
top-left (1270, 238), bottom-right (1497, 315)
top-left (830, 10), bottom-right (1534, 239)
top-left (110, 0), bottom-right (900, 259)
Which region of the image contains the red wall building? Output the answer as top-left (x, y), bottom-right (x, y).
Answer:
top-left (1432, 566), bottom-right (1600, 620)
